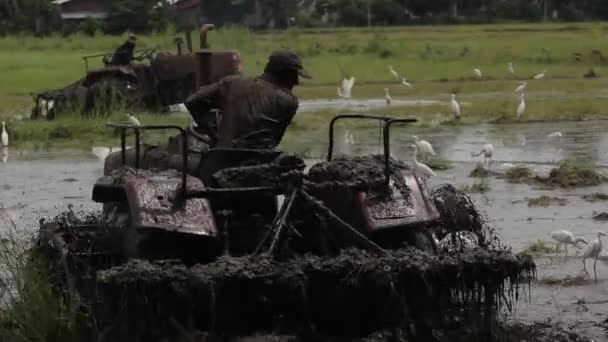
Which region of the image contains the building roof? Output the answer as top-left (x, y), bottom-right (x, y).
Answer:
top-left (61, 11), bottom-right (109, 19)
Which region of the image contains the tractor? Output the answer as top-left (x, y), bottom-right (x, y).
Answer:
top-left (30, 25), bottom-right (239, 120)
top-left (32, 112), bottom-right (536, 341)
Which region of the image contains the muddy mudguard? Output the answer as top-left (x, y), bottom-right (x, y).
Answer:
top-left (359, 170), bottom-right (440, 233)
top-left (93, 168), bottom-right (218, 238)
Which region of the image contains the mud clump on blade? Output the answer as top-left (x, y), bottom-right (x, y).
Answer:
top-left (95, 248), bottom-right (534, 341)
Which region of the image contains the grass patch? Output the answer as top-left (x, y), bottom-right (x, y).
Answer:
top-left (536, 275), bottom-right (588, 287)
top-left (2, 112), bottom-right (190, 150)
top-left (504, 166), bottom-right (534, 184)
top-left (521, 240), bottom-right (554, 255)
top-left (582, 192), bottom-right (608, 202)
top-left (539, 161), bottom-right (607, 188)
top-left (527, 195), bottom-right (567, 207)
top-left (0, 212), bottom-right (82, 341)
top-left (462, 181), bottom-right (491, 194)
top-left (426, 158), bottom-right (452, 171)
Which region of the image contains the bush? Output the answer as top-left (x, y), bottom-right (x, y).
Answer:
top-left (80, 18), bottom-right (101, 36)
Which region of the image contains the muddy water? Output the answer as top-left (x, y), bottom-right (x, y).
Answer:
top-left (2, 119), bottom-right (608, 339)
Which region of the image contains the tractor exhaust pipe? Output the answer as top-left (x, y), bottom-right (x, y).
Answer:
top-left (199, 24), bottom-right (215, 50)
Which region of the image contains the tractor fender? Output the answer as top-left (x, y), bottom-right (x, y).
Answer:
top-left (82, 66), bottom-right (138, 88)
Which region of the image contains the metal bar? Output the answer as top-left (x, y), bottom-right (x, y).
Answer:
top-left (186, 186), bottom-right (280, 199)
top-left (134, 129), bottom-right (140, 169)
top-left (120, 129), bottom-right (126, 165)
top-left (327, 114), bottom-right (395, 161)
top-left (268, 187), bottom-right (299, 254)
top-left (383, 118), bottom-right (418, 184)
top-left (107, 122), bottom-right (188, 201)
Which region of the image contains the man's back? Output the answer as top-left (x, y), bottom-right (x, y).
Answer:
top-left (186, 75), bottom-right (299, 149)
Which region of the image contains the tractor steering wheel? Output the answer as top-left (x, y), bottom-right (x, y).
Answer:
top-left (135, 48), bottom-right (156, 62)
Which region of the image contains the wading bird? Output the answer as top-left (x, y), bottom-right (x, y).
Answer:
top-left (450, 94), bottom-right (461, 120)
top-left (547, 131), bottom-right (562, 138)
top-left (533, 70), bottom-right (547, 80)
top-left (550, 230), bottom-right (588, 256)
top-left (508, 62), bottom-right (515, 75)
top-left (401, 78), bottom-right (413, 87)
top-left (412, 135), bottom-right (436, 162)
top-left (582, 231), bottom-right (606, 282)
top-left (127, 113), bottom-right (141, 126)
top-left (92, 147), bottom-right (111, 162)
top-left (339, 76), bottom-right (356, 99)
top-left (384, 88), bottom-right (392, 105)
top-left (473, 68), bottom-right (483, 78)
top-left (514, 82), bottom-right (527, 93)
top-left (389, 65), bottom-right (400, 80)
top-left (472, 143), bottom-right (494, 169)
top-left (1, 121), bottom-right (8, 147)
top-left (407, 144), bottom-right (436, 179)
top-left (517, 93), bottom-right (526, 120)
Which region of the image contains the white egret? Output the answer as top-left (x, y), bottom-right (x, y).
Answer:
top-left (389, 65), bottom-right (400, 80)
top-left (407, 144), bottom-right (436, 179)
top-left (127, 113), bottom-right (141, 126)
top-left (514, 82), bottom-right (527, 93)
top-left (582, 231), bottom-right (606, 282)
top-left (344, 130), bottom-right (355, 146)
top-left (92, 147), bottom-right (111, 162)
top-left (450, 94), bottom-right (461, 120)
top-left (401, 78), bottom-right (413, 87)
top-left (412, 135), bottom-right (436, 162)
top-left (533, 70), bottom-right (546, 80)
top-left (473, 68), bottom-right (483, 78)
top-left (547, 131), bottom-right (562, 138)
top-left (472, 143), bottom-right (494, 169)
top-left (340, 76), bottom-right (356, 99)
top-left (550, 230), bottom-right (588, 256)
top-left (384, 88), bottom-right (392, 106)
top-left (1, 121), bottom-right (8, 147)
top-left (517, 93), bottom-right (526, 120)
top-left (169, 103), bottom-right (188, 113)
top-left (508, 62), bottom-right (515, 75)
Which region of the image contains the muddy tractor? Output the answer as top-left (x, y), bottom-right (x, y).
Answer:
top-left (84, 114), bottom-right (487, 261)
top-left (33, 114), bottom-right (536, 341)
top-left (31, 27), bottom-right (240, 119)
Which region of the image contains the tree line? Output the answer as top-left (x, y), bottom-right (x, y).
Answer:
top-left (2, 0), bottom-right (608, 35)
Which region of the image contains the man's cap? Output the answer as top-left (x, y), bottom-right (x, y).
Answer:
top-left (266, 51), bottom-right (312, 79)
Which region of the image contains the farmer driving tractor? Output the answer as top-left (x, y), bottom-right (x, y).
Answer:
top-left (109, 34), bottom-right (138, 66)
top-left (185, 50), bottom-right (311, 149)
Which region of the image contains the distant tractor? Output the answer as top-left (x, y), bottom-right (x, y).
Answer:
top-left (31, 26), bottom-right (240, 120)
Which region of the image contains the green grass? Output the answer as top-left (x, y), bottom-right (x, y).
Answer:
top-left (0, 214), bottom-right (82, 342)
top-left (3, 112), bottom-right (190, 150)
top-left (3, 23), bottom-right (608, 146)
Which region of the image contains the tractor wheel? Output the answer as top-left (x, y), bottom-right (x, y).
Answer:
top-left (372, 227), bottom-right (438, 255)
top-left (430, 184), bottom-right (486, 244)
top-left (83, 78), bottom-right (132, 117)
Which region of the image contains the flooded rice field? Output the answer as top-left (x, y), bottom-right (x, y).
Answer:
top-left (2, 119), bottom-right (608, 339)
